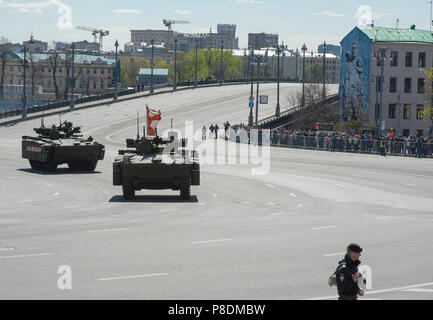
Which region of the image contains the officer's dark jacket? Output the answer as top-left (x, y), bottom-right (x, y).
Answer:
top-left (336, 255), bottom-right (361, 297)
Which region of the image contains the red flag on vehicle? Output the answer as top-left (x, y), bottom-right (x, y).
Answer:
top-left (146, 105), bottom-right (161, 137)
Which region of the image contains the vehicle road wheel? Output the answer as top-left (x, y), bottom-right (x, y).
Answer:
top-left (180, 177), bottom-right (191, 201)
top-left (122, 185), bottom-right (135, 200)
top-left (87, 160), bottom-right (98, 172)
top-left (45, 160), bottom-right (58, 172)
top-left (29, 160), bottom-right (36, 169)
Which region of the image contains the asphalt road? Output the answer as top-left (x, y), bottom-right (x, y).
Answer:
top-left (1, 83), bottom-right (433, 300)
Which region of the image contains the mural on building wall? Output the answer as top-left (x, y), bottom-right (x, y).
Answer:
top-left (340, 28), bottom-right (370, 122)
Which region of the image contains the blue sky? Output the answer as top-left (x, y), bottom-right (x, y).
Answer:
top-left (0, 0), bottom-right (432, 52)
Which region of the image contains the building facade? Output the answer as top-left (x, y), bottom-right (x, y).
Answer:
top-left (340, 26), bottom-right (433, 136)
top-left (248, 33), bottom-right (279, 50)
top-left (0, 52), bottom-right (115, 104)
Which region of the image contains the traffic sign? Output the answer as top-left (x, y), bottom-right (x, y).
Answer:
top-left (249, 102), bottom-right (254, 109)
top-left (260, 95), bottom-right (269, 104)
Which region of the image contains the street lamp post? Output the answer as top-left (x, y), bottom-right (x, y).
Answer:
top-left (248, 51), bottom-right (254, 128)
top-left (22, 45), bottom-right (28, 119)
top-left (195, 38), bottom-right (198, 87)
top-left (219, 40), bottom-right (224, 86)
top-left (295, 48), bottom-right (299, 82)
top-left (311, 52), bottom-right (314, 83)
top-left (70, 42), bottom-right (75, 109)
top-left (276, 45), bottom-right (281, 118)
top-left (114, 40), bottom-right (119, 100)
top-left (150, 39), bottom-right (154, 94)
top-left (301, 44), bottom-right (307, 108)
top-left (322, 41), bottom-right (326, 100)
top-left (247, 45), bottom-right (251, 85)
top-left (255, 54), bottom-right (262, 129)
top-left (374, 47), bottom-right (390, 136)
top-left (174, 38), bottom-right (178, 91)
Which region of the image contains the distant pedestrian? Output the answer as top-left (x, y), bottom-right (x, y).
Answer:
top-left (334, 244), bottom-right (365, 300)
top-left (380, 138), bottom-right (386, 157)
top-left (214, 124), bottom-right (219, 139)
top-left (202, 126), bottom-right (207, 140)
top-left (209, 125), bottom-right (215, 139)
top-left (416, 138), bottom-right (423, 158)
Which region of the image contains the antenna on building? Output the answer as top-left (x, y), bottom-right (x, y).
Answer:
top-left (429, 1), bottom-right (433, 32)
top-left (396, 19), bottom-right (400, 29)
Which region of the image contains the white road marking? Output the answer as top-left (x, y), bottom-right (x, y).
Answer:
top-left (86, 228), bottom-right (129, 233)
top-left (271, 212), bottom-right (286, 216)
top-left (19, 200), bottom-right (32, 203)
top-left (213, 194), bottom-right (218, 198)
top-left (160, 209), bottom-right (177, 213)
top-left (403, 183), bottom-right (416, 187)
top-left (191, 239), bottom-right (232, 245)
top-left (376, 216), bottom-right (389, 221)
top-left (0, 253), bottom-right (52, 260)
top-left (306, 281), bottom-right (433, 300)
top-left (44, 183), bottom-right (53, 187)
top-left (290, 193), bottom-right (297, 198)
top-left (265, 184), bottom-right (275, 188)
top-left (335, 184), bottom-right (345, 188)
top-left (312, 226), bottom-right (336, 231)
top-left (402, 288), bottom-right (433, 293)
top-left (99, 273), bottom-right (169, 281)
top-left (198, 202), bottom-right (207, 206)
top-left (0, 209), bottom-right (21, 214)
top-left (352, 175), bottom-right (365, 178)
top-left (53, 193), bottom-right (60, 197)
top-left (297, 204), bottom-right (304, 208)
top-left (5, 176), bottom-right (16, 180)
top-left (324, 252), bottom-right (346, 257)
top-left (64, 205), bottom-right (82, 209)
top-left (231, 177), bottom-right (243, 181)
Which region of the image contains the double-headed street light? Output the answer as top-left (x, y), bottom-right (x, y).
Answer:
top-left (301, 44), bottom-right (307, 108)
top-left (114, 40), bottom-right (119, 100)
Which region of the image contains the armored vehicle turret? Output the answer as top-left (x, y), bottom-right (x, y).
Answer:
top-left (22, 121), bottom-right (105, 171)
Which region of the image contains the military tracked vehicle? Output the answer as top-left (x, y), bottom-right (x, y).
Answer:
top-left (113, 133), bottom-right (200, 201)
top-left (22, 121), bottom-right (105, 171)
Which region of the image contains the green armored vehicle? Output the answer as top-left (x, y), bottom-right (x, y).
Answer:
top-left (22, 121), bottom-right (105, 171)
top-left (113, 134), bottom-right (200, 200)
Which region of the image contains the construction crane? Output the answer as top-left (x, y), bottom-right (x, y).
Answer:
top-left (163, 19), bottom-right (190, 62)
top-left (75, 25), bottom-right (110, 53)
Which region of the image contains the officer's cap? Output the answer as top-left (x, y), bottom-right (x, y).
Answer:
top-left (347, 243), bottom-right (363, 253)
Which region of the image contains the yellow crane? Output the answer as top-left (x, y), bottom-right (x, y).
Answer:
top-left (163, 19), bottom-right (190, 61)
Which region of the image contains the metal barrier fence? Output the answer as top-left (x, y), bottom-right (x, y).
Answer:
top-left (270, 134), bottom-right (433, 158)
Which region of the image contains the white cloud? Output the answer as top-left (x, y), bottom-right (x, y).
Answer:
top-left (312, 11), bottom-right (345, 17)
top-left (0, 0), bottom-right (67, 14)
top-left (176, 9), bottom-right (192, 15)
top-left (113, 9), bottom-right (141, 14)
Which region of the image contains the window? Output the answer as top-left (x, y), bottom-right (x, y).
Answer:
top-left (404, 78), bottom-right (412, 93)
top-left (418, 52), bottom-right (426, 68)
top-left (417, 105), bottom-right (425, 119)
top-left (403, 129), bottom-right (410, 137)
top-left (391, 51), bottom-right (398, 66)
top-left (418, 78), bottom-right (425, 93)
top-left (417, 129), bottom-right (424, 137)
top-left (390, 77), bottom-right (397, 93)
top-left (376, 76), bottom-right (382, 92)
top-left (93, 82), bottom-right (96, 89)
top-left (87, 69), bottom-right (90, 74)
top-left (389, 104), bottom-right (397, 119)
top-left (405, 52), bottom-right (413, 67)
top-left (375, 103), bottom-right (380, 120)
top-left (94, 69), bottom-right (97, 74)
top-left (403, 104), bottom-right (411, 119)
top-left (101, 69), bottom-right (104, 74)
top-left (59, 68), bottom-right (62, 74)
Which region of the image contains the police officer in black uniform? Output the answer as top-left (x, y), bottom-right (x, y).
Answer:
top-left (336, 244), bottom-right (365, 300)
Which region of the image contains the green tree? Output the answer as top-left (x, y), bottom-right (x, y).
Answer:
top-left (423, 69), bottom-right (433, 136)
top-left (306, 63), bottom-right (323, 83)
top-left (119, 57), bottom-right (150, 87)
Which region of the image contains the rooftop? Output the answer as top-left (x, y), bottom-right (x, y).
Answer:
top-left (10, 51), bottom-right (115, 64)
top-left (360, 26), bottom-right (433, 44)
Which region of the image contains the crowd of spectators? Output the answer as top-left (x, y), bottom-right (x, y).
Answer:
top-left (226, 124), bottom-right (433, 158)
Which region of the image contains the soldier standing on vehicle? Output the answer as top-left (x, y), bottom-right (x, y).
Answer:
top-left (335, 244), bottom-right (365, 300)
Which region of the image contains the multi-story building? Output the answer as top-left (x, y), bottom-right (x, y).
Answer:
top-left (318, 44), bottom-right (341, 57)
top-left (56, 40), bottom-right (99, 52)
top-left (217, 24), bottom-right (239, 50)
top-left (23, 39), bottom-right (48, 53)
top-left (248, 33), bottom-right (279, 50)
top-left (340, 25), bottom-right (433, 136)
top-left (130, 30), bottom-right (173, 47)
top-left (0, 51), bottom-right (115, 104)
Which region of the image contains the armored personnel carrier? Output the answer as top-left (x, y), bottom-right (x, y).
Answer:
top-left (22, 121), bottom-right (105, 171)
top-left (113, 134), bottom-right (200, 201)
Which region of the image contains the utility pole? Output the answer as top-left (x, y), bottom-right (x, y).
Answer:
top-left (378, 47), bottom-right (389, 137)
top-left (150, 39), bottom-right (154, 94)
top-left (247, 44), bottom-right (251, 85)
top-left (295, 48), bottom-right (299, 82)
top-left (22, 45), bottom-right (27, 119)
top-left (209, 28), bottom-right (212, 81)
top-left (248, 49), bottom-right (254, 128)
top-left (301, 44), bottom-right (307, 108)
top-left (70, 42), bottom-right (75, 109)
top-left (255, 55), bottom-right (261, 129)
top-left (174, 38), bottom-right (178, 91)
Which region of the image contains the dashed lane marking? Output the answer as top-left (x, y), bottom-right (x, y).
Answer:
top-left (402, 288), bottom-right (433, 293)
top-left (86, 228), bottom-right (129, 233)
top-left (312, 226), bottom-right (336, 231)
top-left (99, 273), bottom-right (169, 281)
top-left (290, 193), bottom-right (297, 198)
top-left (271, 212), bottom-right (286, 216)
top-left (0, 253), bottom-right (52, 260)
top-left (324, 252), bottom-right (346, 257)
top-left (191, 239), bottom-right (232, 245)
top-left (297, 204), bottom-right (304, 208)
top-left (265, 184), bottom-right (275, 188)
